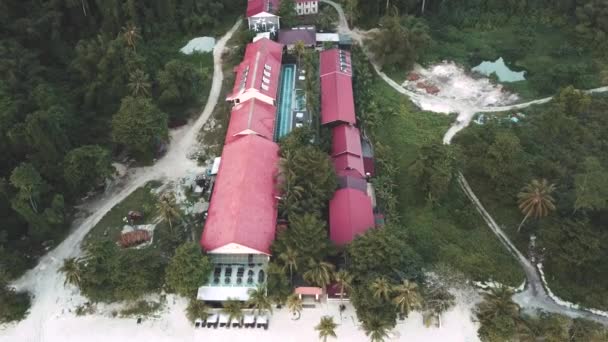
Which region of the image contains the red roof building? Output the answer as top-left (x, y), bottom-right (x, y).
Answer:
top-left (331, 124), bottom-right (365, 178)
top-left (332, 124), bottom-right (362, 158)
top-left (227, 38), bottom-right (283, 106)
top-left (333, 153), bottom-right (365, 179)
top-left (225, 98), bottom-right (277, 144)
top-left (329, 188), bottom-right (375, 245)
top-left (201, 135), bottom-right (280, 255)
top-left (246, 0), bottom-right (280, 17)
top-left (320, 49), bottom-right (352, 77)
top-left (320, 49), bottom-right (355, 125)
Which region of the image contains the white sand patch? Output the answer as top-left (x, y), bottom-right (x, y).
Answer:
top-left (401, 62), bottom-right (519, 144)
top-left (0, 289), bottom-right (481, 341)
top-left (180, 37), bottom-right (216, 54)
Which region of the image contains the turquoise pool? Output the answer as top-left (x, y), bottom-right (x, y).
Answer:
top-left (275, 64), bottom-right (296, 140)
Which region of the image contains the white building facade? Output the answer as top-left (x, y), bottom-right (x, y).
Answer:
top-left (296, 0), bottom-right (318, 15)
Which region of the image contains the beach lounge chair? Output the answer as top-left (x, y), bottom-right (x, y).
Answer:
top-left (219, 313), bottom-right (230, 328)
top-left (256, 314), bottom-right (269, 330)
top-left (194, 319), bottom-right (202, 328)
top-left (206, 314), bottom-right (219, 328)
top-left (243, 314), bottom-right (256, 328)
top-left (231, 317), bottom-right (243, 328)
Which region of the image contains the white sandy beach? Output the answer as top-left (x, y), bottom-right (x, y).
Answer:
top-left (0, 288), bottom-right (480, 342)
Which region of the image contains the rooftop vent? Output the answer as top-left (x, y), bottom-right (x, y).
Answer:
top-left (261, 84), bottom-right (269, 91)
top-left (262, 76), bottom-right (270, 84)
top-left (264, 64), bottom-right (272, 71)
top-left (263, 70), bottom-right (271, 77)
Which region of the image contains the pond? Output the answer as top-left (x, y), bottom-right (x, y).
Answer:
top-left (472, 57), bottom-right (526, 82)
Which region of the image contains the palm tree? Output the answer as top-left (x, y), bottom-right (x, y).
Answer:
top-left (475, 286), bottom-right (519, 323)
top-left (222, 298), bottom-right (244, 327)
top-left (279, 247), bottom-right (299, 285)
top-left (247, 284), bottom-right (273, 315)
top-left (128, 69), bottom-right (151, 97)
top-left (315, 316), bottom-right (338, 341)
top-left (121, 23), bottom-right (141, 51)
top-left (392, 279), bottom-right (422, 318)
top-left (294, 40), bottom-right (306, 67)
top-left (362, 318), bottom-right (392, 342)
top-left (186, 299), bottom-right (210, 323)
top-left (59, 257), bottom-right (82, 287)
top-left (333, 270), bottom-right (353, 305)
top-left (303, 259), bottom-right (335, 290)
top-left (156, 191), bottom-right (181, 232)
top-left (286, 293), bottom-right (303, 319)
top-left (517, 179), bottom-right (556, 232)
top-left (370, 277), bottom-right (392, 301)
top-left (422, 286), bottom-right (455, 327)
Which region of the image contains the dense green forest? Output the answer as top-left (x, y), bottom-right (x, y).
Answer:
top-left (455, 90), bottom-right (608, 310)
top-left (0, 0), bottom-right (243, 282)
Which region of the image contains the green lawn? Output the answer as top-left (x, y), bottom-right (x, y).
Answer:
top-left (84, 181), bottom-right (163, 246)
top-left (371, 78), bottom-right (525, 286)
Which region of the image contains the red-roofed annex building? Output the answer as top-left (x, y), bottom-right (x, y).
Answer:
top-left (320, 48), bottom-right (377, 246)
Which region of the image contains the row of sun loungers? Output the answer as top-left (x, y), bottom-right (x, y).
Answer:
top-left (194, 313), bottom-right (269, 329)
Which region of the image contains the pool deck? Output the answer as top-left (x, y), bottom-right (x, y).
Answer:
top-left (275, 64), bottom-right (296, 140)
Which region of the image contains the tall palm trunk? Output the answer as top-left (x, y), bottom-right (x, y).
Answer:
top-left (421, 0), bottom-right (426, 14)
top-left (517, 212), bottom-right (530, 232)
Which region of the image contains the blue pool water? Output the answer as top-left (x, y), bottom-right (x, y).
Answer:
top-left (275, 64), bottom-right (296, 140)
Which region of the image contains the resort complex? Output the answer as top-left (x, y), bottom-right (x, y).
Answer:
top-left (199, 28), bottom-right (377, 303)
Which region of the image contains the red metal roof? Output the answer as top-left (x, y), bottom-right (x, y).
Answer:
top-left (320, 73), bottom-right (356, 125)
top-left (228, 38), bottom-right (283, 103)
top-left (320, 49), bottom-right (352, 77)
top-left (225, 98), bottom-right (277, 144)
top-left (201, 135), bottom-right (280, 255)
top-left (320, 49), bottom-right (355, 125)
top-left (332, 124), bottom-right (362, 157)
top-left (333, 153), bottom-right (365, 178)
top-left (246, 0), bottom-right (280, 17)
top-left (329, 189), bottom-right (375, 245)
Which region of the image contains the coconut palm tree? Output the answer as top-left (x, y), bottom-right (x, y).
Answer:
top-left (247, 284), bottom-right (273, 315)
top-left (422, 286), bottom-right (455, 327)
top-left (128, 69), bottom-right (151, 97)
top-left (362, 317), bottom-right (392, 342)
top-left (222, 298), bottom-right (244, 327)
top-left (287, 293), bottom-right (303, 319)
top-left (294, 40), bottom-right (306, 67)
top-left (59, 257), bottom-right (82, 287)
top-left (333, 270), bottom-right (353, 305)
top-left (392, 279), bottom-right (422, 318)
top-left (315, 316), bottom-right (338, 341)
top-left (517, 179), bottom-right (556, 232)
top-left (156, 191), bottom-right (181, 232)
top-left (186, 299), bottom-right (210, 323)
top-left (475, 286), bottom-right (519, 323)
top-left (121, 23), bottom-right (141, 51)
top-left (370, 277), bottom-right (392, 301)
top-left (279, 247), bottom-right (299, 285)
top-left (303, 259), bottom-right (335, 290)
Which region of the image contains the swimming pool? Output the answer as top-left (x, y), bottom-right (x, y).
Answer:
top-left (275, 64), bottom-right (296, 140)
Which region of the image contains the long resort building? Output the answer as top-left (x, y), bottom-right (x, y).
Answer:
top-left (198, 38), bottom-right (284, 302)
top-left (320, 48), bottom-right (376, 246)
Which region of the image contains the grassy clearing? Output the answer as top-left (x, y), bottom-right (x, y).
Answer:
top-left (371, 78), bottom-right (525, 285)
top-left (84, 181), bottom-right (162, 246)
